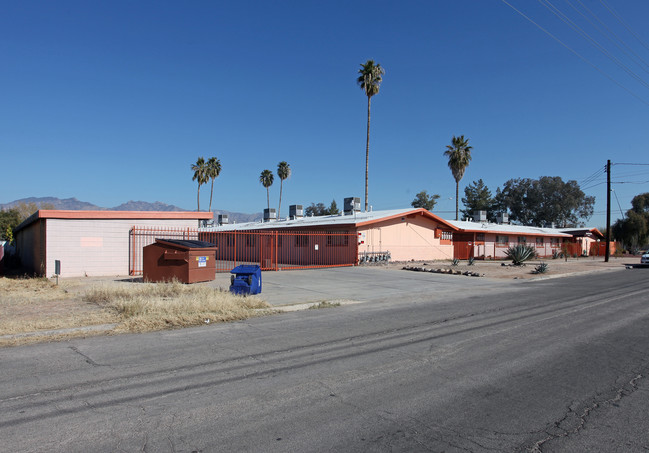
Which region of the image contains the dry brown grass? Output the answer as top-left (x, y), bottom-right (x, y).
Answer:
top-left (84, 281), bottom-right (272, 333)
top-left (0, 277), bottom-right (273, 346)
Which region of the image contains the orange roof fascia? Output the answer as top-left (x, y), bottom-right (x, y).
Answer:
top-left (355, 209), bottom-right (460, 231)
top-left (34, 210), bottom-right (213, 220)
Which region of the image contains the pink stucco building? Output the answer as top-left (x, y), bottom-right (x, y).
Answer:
top-left (14, 210), bottom-right (212, 277)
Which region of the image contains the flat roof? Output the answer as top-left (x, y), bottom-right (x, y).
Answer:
top-left (448, 220), bottom-right (573, 237)
top-left (201, 208), bottom-right (459, 231)
top-left (15, 209), bottom-right (213, 232)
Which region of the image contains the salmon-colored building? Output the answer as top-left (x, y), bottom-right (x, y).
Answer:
top-left (14, 210), bottom-right (212, 277)
top-left (206, 208), bottom-right (460, 263)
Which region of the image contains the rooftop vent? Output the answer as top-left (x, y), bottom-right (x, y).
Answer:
top-left (263, 208), bottom-right (277, 222)
top-left (344, 197), bottom-right (361, 215)
top-left (289, 204), bottom-right (303, 220)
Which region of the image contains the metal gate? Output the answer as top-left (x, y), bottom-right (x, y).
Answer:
top-left (129, 227), bottom-right (358, 275)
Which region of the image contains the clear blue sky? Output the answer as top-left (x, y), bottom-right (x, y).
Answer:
top-left (3, 1), bottom-right (649, 227)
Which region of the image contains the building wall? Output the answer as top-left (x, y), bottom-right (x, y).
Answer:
top-left (45, 219), bottom-right (201, 277)
top-left (358, 215), bottom-right (454, 261)
top-left (16, 219), bottom-right (45, 275)
top-left (476, 233), bottom-right (562, 259)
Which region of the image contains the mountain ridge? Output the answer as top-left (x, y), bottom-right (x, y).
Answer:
top-left (0, 197), bottom-right (262, 223)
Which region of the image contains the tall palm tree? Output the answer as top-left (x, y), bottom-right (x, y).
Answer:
top-left (191, 157), bottom-right (207, 211)
top-left (357, 59), bottom-right (385, 212)
top-left (276, 161), bottom-right (291, 219)
top-left (444, 135), bottom-right (473, 220)
top-left (205, 157), bottom-right (222, 213)
top-left (259, 169), bottom-right (274, 210)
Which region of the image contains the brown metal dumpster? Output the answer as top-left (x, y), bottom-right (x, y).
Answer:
top-left (143, 239), bottom-right (217, 283)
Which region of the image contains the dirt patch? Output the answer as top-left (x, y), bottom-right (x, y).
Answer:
top-left (0, 277), bottom-right (271, 347)
top-left (374, 256), bottom-right (630, 280)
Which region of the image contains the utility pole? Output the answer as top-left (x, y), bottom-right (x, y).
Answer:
top-left (605, 159), bottom-right (611, 262)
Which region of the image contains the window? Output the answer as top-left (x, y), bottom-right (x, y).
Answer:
top-left (441, 231), bottom-right (453, 241)
top-left (476, 233), bottom-right (485, 242)
top-left (551, 237), bottom-right (560, 246)
top-left (245, 235), bottom-right (256, 247)
top-left (295, 235), bottom-right (309, 247)
top-left (536, 237), bottom-right (544, 246)
top-left (518, 236), bottom-right (527, 244)
top-left (496, 235), bottom-right (509, 245)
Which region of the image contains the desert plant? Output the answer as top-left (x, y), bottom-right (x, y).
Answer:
top-left (533, 262), bottom-right (549, 274)
top-left (451, 258), bottom-right (460, 266)
top-left (504, 244), bottom-right (537, 266)
top-left (468, 256), bottom-right (475, 266)
top-left (552, 250), bottom-right (561, 259)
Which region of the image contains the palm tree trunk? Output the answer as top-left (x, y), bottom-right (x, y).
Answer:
top-left (266, 188), bottom-right (270, 211)
top-left (208, 180), bottom-right (214, 212)
top-left (455, 182), bottom-right (459, 221)
top-left (365, 96), bottom-right (371, 212)
top-left (197, 184), bottom-right (201, 212)
top-left (278, 180), bottom-right (283, 220)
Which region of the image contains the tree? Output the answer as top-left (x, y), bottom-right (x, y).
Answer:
top-left (305, 202), bottom-right (327, 216)
top-left (277, 161), bottom-right (291, 219)
top-left (327, 199), bottom-right (340, 215)
top-left (357, 59), bottom-right (385, 212)
top-left (259, 169), bottom-right (274, 210)
top-left (444, 135), bottom-right (473, 220)
top-left (205, 157), bottom-right (222, 213)
top-left (191, 157), bottom-right (207, 211)
top-left (612, 192), bottom-right (649, 250)
top-left (411, 190), bottom-right (440, 211)
top-left (494, 176), bottom-right (595, 227)
top-left (0, 209), bottom-right (21, 242)
top-left (461, 179), bottom-right (496, 221)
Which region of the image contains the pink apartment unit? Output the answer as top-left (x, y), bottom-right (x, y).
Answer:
top-left (14, 210), bottom-right (212, 277)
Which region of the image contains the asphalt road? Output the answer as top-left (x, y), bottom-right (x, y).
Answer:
top-left (1, 267), bottom-right (648, 452)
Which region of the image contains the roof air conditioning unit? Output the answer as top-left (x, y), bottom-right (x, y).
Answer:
top-left (474, 210), bottom-right (487, 222)
top-left (218, 214), bottom-right (228, 226)
top-left (496, 213), bottom-right (509, 224)
top-left (263, 208), bottom-right (276, 222)
top-left (344, 197), bottom-right (361, 215)
top-left (289, 204), bottom-right (303, 220)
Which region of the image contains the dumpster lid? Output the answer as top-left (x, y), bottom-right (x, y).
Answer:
top-left (155, 239), bottom-right (216, 249)
top-left (230, 264), bottom-right (261, 274)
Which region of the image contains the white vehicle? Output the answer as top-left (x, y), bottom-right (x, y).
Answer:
top-left (642, 251), bottom-right (649, 264)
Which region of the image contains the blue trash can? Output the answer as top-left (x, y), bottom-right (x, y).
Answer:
top-left (229, 265), bottom-right (262, 295)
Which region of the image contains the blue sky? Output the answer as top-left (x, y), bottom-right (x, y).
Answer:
top-left (3, 1), bottom-right (649, 226)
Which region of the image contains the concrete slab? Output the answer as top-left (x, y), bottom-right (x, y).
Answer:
top-left (209, 266), bottom-right (514, 307)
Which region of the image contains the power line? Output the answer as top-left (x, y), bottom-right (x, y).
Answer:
top-left (539, 0), bottom-right (649, 92)
top-left (600, 0), bottom-right (649, 53)
top-left (501, 0), bottom-right (649, 107)
top-left (572, 0), bottom-right (649, 75)
top-left (612, 189), bottom-right (625, 218)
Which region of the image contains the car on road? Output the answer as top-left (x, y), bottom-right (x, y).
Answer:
top-left (641, 251), bottom-right (649, 264)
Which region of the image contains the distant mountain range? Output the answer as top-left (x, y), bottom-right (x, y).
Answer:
top-left (0, 197), bottom-right (262, 224)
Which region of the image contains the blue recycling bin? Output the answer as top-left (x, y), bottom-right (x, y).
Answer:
top-left (229, 265), bottom-right (262, 295)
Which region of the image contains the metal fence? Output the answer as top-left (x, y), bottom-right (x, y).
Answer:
top-left (129, 226), bottom-right (358, 275)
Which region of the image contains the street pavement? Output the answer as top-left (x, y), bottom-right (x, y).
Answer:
top-left (1, 266), bottom-right (648, 452)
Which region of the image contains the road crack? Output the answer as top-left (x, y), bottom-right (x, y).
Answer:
top-left (529, 373), bottom-right (644, 452)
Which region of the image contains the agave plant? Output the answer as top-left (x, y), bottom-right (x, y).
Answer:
top-left (504, 244), bottom-right (537, 266)
top-left (468, 256), bottom-right (475, 266)
top-left (533, 262), bottom-right (549, 274)
top-left (451, 258), bottom-right (460, 266)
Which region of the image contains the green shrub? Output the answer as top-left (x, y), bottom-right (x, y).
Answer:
top-left (504, 244), bottom-right (537, 266)
top-left (468, 257), bottom-right (475, 266)
top-left (533, 262), bottom-right (549, 274)
top-left (451, 258), bottom-right (460, 266)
